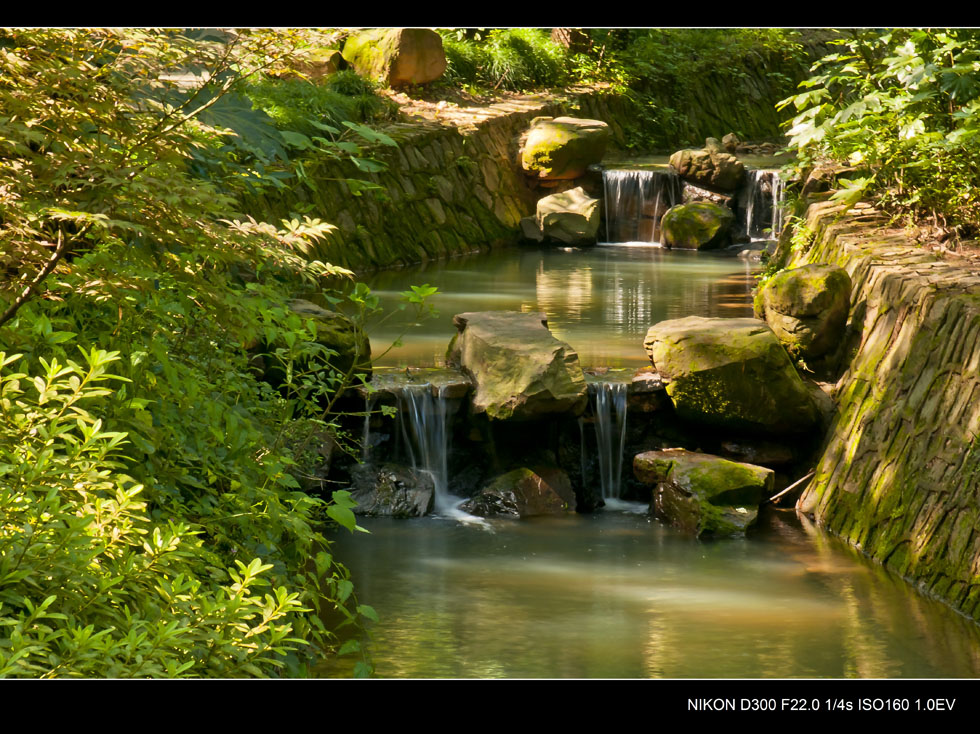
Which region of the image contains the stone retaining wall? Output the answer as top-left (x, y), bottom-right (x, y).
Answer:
top-left (242, 94), bottom-right (625, 273)
top-left (791, 201), bottom-right (980, 620)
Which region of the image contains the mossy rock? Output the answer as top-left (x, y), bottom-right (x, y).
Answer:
top-left (279, 298), bottom-right (371, 383)
top-left (759, 264), bottom-right (852, 359)
top-left (660, 201), bottom-right (734, 250)
top-left (669, 147), bottom-right (745, 191)
top-left (460, 466), bottom-right (576, 518)
top-left (521, 117), bottom-right (610, 181)
top-left (643, 316), bottom-right (820, 435)
top-left (342, 28), bottom-right (447, 87)
top-left (634, 448), bottom-right (773, 537)
top-left (536, 186), bottom-right (600, 245)
top-left (447, 311), bottom-right (587, 421)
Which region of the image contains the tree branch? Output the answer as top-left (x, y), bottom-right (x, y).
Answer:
top-left (0, 230), bottom-right (68, 329)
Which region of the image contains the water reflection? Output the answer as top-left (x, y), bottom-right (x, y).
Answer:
top-left (321, 511), bottom-right (980, 678)
top-left (364, 246), bottom-right (758, 368)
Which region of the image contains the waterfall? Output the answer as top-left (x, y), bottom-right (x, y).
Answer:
top-left (393, 384), bottom-right (458, 513)
top-left (362, 392), bottom-right (377, 463)
top-left (589, 382), bottom-right (629, 500)
top-left (743, 169), bottom-right (787, 241)
top-left (603, 169), bottom-right (682, 244)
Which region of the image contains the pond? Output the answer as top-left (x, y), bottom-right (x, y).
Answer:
top-left (322, 507), bottom-right (980, 678)
top-left (363, 244), bottom-right (757, 368)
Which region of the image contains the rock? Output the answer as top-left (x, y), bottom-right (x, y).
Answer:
top-left (284, 48), bottom-right (343, 81)
top-left (634, 448), bottom-right (773, 537)
top-left (722, 132), bottom-right (740, 154)
top-left (460, 466), bottom-right (575, 517)
top-left (521, 117), bottom-right (610, 181)
top-left (758, 265), bottom-right (852, 359)
top-left (285, 298), bottom-right (371, 379)
top-left (669, 146), bottom-right (745, 191)
top-left (342, 28), bottom-right (447, 87)
top-left (718, 439), bottom-right (796, 468)
top-left (519, 216), bottom-right (545, 243)
top-left (660, 201), bottom-right (735, 250)
top-left (536, 186), bottom-right (600, 245)
top-left (349, 463), bottom-right (435, 517)
top-left (643, 316), bottom-right (820, 435)
top-left (628, 367), bottom-right (669, 413)
top-left (447, 311), bottom-right (588, 421)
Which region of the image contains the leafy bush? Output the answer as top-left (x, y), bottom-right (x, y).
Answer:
top-left (0, 27), bottom-right (424, 677)
top-left (780, 29), bottom-right (980, 236)
top-left (440, 28), bottom-right (568, 92)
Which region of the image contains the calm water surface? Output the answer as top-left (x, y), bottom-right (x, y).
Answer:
top-left (363, 245), bottom-right (757, 368)
top-left (324, 509), bottom-right (980, 678)
top-left (335, 242), bottom-right (980, 678)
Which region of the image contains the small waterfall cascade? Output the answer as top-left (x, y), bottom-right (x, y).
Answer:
top-left (589, 381), bottom-right (629, 500)
top-left (603, 169), bottom-right (682, 244)
top-left (743, 169), bottom-right (787, 240)
top-left (362, 392), bottom-right (378, 463)
top-left (392, 383), bottom-right (459, 514)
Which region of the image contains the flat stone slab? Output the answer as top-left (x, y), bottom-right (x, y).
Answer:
top-left (447, 311), bottom-right (587, 421)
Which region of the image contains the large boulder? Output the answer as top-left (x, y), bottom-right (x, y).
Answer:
top-left (634, 448), bottom-right (773, 537)
top-left (536, 186), bottom-right (600, 245)
top-left (521, 117), bottom-right (610, 181)
top-left (447, 311), bottom-right (588, 421)
top-left (756, 264), bottom-right (852, 359)
top-left (669, 145), bottom-right (745, 191)
top-left (342, 28), bottom-right (447, 87)
top-left (460, 466), bottom-right (576, 518)
top-left (660, 201), bottom-right (734, 250)
top-left (643, 316), bottom-right (820, 435)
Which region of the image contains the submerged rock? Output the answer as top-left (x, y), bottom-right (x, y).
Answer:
top-left (756, 264), bottom-right (852, 359)
top-left (349, 463), bottom-right (435, 517)
top-left (342, 28), bottom-right (447, 87)
top-left (644, 316), bottom-right (820, 435)
top-left (536, 186), bottom-right (601, 245)
top-left (447, 311), bottom-right (588, 421)
top-left (634, 448), bottom-right (773, 537)
top-left (460, 466), bottom-right (576, 517)
top-left (521, 117), bottom-right (610, 181)
top-left (660, 201), bottom-right (735, 250)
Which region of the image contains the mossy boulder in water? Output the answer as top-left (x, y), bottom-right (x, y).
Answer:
top-left (644, 316), bottom-right (819, 435)
top-left (535, 186), bottom-right (600, 244)
top-left (660, 201), bottom-right (734, 250)
top-left (757, 264), bottom-right (852, 359)
top-left (342, 28), bottom-right (447, 86)
top-left (521, 117), bottom-right (610, 181)
top-left (447, 311), bottom-right (588, 421)
top-left (669, 144), bottom-right (745, 191)
top-left (634, 448), bottom-right (773, 537)
top-left (460, 466), bottom-right (576, 517)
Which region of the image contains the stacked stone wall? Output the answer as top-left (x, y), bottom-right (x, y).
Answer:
top-left (791, 201), bottom-right (980, 620)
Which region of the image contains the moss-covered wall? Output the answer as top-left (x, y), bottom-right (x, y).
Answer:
top-left (791, 201), bottom-right (980, 621)
top-left (242, 95), bottom-right (576, 273)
